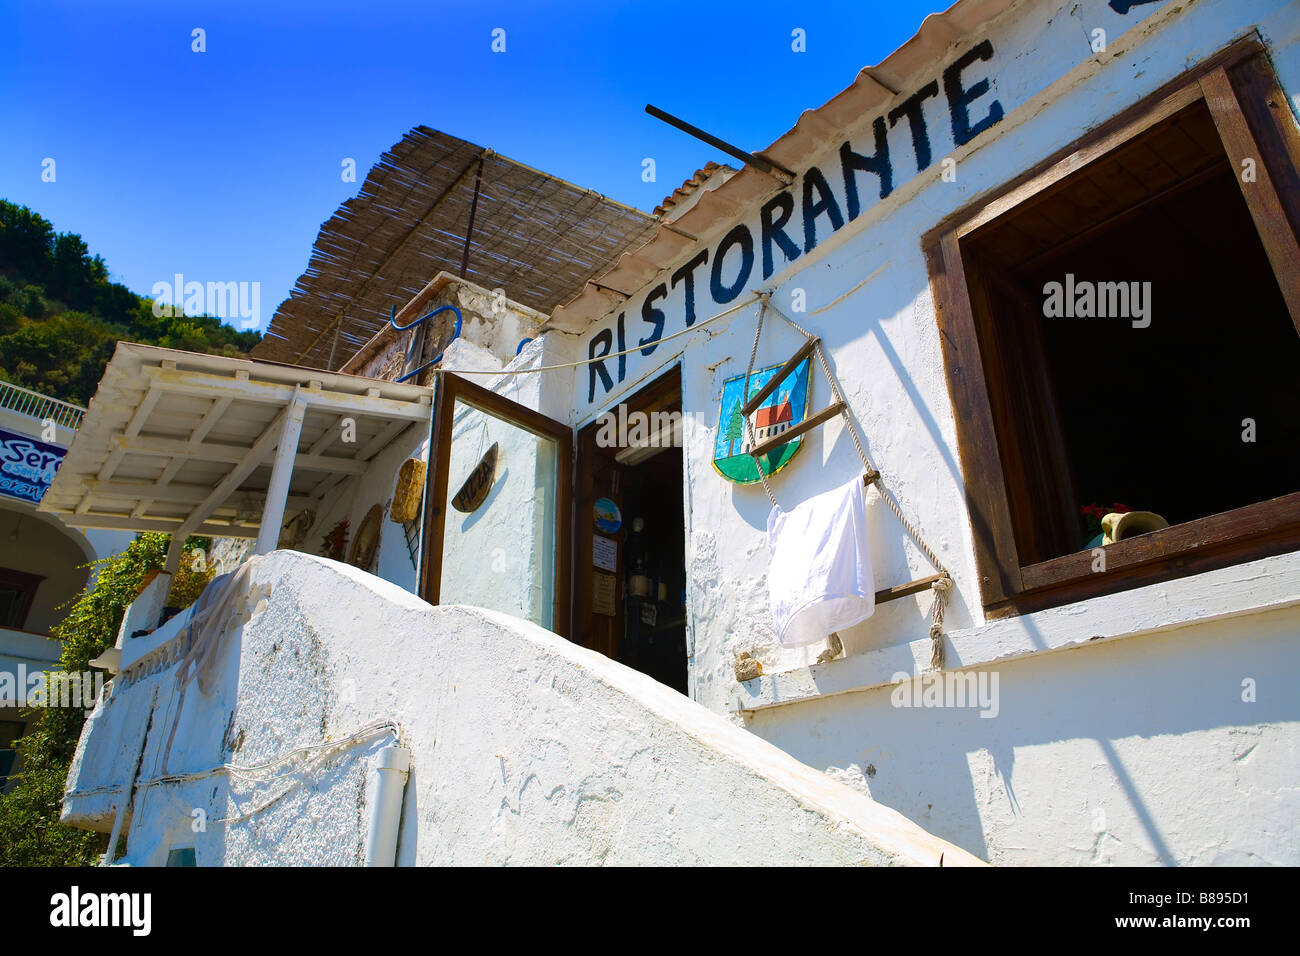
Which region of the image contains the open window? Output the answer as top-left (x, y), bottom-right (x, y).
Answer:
top-left (419, 373), bottom-right (572, 636)
top-left (927, 38), bottom-right (1300, 616)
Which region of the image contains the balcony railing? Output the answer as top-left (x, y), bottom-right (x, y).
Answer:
top-left (0, 379), bottom-right (85, 431)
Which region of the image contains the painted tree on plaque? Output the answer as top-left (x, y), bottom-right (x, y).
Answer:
top-left (724, 407), bottom-right (745, 457)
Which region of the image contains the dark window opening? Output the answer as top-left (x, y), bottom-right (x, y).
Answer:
top-left (0, 568), bottom-right (43, 630)
top-left (963, 98), bottom-right (1300, 565)
top-left (927, 41), bottom-right (1300, 614)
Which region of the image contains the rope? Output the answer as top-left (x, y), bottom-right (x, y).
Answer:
top-left (429, 292), bottom-right (765, 379)
top-left (760, 297), bottom-right (953, 669)
top-left (740, 300), bottom-right (779, 508)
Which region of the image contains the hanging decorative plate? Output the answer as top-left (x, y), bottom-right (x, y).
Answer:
top-left (712, 358), bottom-right (811, 484)
top-left (348, 504), bottom-right (383, 571)
top-left (452, 441), bottom-right (498, 513)
top-left (593, 496), bottom-right (622, 533)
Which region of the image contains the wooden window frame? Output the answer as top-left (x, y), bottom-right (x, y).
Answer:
top-left (418, 372), bottom-right (573, 637)
top-left (925, 35), bottom-right (1300, 617)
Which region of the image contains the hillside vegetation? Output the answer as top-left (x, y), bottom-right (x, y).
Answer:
top-left (0, 199), bottom-right (260, 405)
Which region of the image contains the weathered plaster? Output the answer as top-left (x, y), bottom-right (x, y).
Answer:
top-left (64, 551), bottom-right (981, 866)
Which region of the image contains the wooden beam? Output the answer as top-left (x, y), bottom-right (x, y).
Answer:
top-left (190, 396), bottom-right (232, 444)
top-left (739, 337), bottom-right (820, 417)
top-left (141, 365), bottom-right (431, 422)
top-left (76, 479), bottom-right (311, 510)
top-left (174, 402), bottom-right (293, 539)
top-left (308, 415), bottom-right (349, 456)
top-left (1201, 66), bottom-right (1300, 326)
top-left (131, 456), bottom-right (186, 519)
top-left (355, 419), bottom-right (415, 462)
top-left (746, 401), bottom-right (845, 459)
top-left (123, 386), bottom-right (161, 439)
top-left (115, 435), bottom-right (367, 475)
top-left (953, 82), bottom-right (1204, 240)
top-left (255, 393), bottom-right (308, 554)
top-left (95, 446), bottom-right (126, 482)
top-left (875, 573), bottom-right (947, 605)
top-left (55, 512), bottom-right (261, 538)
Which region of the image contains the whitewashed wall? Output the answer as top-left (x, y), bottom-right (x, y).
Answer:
top-left (531, 0), bottom-right (1300, 864)
top-left (63, 551), bottom-right (979, 866)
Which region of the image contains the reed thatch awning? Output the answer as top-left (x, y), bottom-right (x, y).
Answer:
top-left (254, 127), bottom-right (659, 370)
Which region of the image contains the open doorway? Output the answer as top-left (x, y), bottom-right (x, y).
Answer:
top-left (573, 368), bottom-right (688, 695)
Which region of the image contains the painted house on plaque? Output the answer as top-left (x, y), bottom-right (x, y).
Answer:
top-left (742, 399), bottom-right (794, 455)
top-left (51, 0), bottom-right (1300, 867)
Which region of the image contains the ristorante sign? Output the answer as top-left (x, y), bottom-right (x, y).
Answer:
top-left (585, 39), bottom-right (1005, 405)
top-left (0, 427), bottom-right (67, 504)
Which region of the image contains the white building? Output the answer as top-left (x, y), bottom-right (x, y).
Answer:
top-left (51, 0), bottom-right (1300, 865)
top-left (0, 381), bottom-right (132, 790)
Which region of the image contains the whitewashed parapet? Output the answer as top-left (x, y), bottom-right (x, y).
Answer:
top-left (64, 550), bottom-right (983, 866)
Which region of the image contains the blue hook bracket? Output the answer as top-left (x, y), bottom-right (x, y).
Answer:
top-left (391, 303), bottom-right (462, 382)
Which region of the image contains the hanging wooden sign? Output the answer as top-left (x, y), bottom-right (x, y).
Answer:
top-left (349, 505), bottom-right (383, 571)
top-left (712, 358), bottom-right (811, 484)
top-left (452, 441), bottom-right (499, 513)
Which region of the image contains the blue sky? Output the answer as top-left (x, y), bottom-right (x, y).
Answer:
top-left (1, 0), bottom-right (946, 333)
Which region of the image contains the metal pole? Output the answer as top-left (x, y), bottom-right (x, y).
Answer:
top-left (645, 104), bottom-right (796, 180)
top-left (459, 157), bottom-right (485, 278)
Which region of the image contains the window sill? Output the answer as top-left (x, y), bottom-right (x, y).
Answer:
top-left (728, 549), bottom-right (1300, 716)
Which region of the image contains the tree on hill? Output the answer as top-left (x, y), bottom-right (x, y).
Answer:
top-left (0, 199), bottom-right (260, 405)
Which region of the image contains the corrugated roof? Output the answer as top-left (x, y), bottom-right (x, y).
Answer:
top-left (547, 0), bottom-right (1018, 332)
top-left (255, 126), bottom-right (660, 370)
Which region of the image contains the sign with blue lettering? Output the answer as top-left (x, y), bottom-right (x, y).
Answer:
top-left (0, 427), bottom-right (67, 504)
top-left (584, 39), bottom-right (1006, 408)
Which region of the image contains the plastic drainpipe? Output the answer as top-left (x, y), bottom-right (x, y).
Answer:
top-left (364, 745), bottom-right (412, 866)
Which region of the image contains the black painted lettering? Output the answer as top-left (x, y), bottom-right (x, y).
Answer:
top-left (840, 117), bottom-right (894, 220)
top-left (760, 191), bottom-right (801, 279)
top-left (802, 165), bottom-right (845, 253)
top-left (943, 39), bottom-right (1004, 147)
top-left (588, 328), bottom-right (613, 402)
top-left (709, 223), bottom-right (755, 304)
top-left (616, 312), bottom-right (627, 382)
top-left (671, 249), bottom-right (709, 327)
top-left (888, 80), bottom-right (940, 171)
top-left (639, 282), bottom-right (669, 356)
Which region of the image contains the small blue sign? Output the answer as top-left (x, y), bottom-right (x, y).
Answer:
top-left (0, 427), bottom-right (67, 504)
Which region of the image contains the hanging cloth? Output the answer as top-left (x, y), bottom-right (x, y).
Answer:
top-left (742, 296), bottom-right (953, 668)
top-left (767, 475), bottom-right (875, 646)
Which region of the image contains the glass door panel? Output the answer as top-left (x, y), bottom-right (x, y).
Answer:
top-left (421, 374), bottom-right (571, 636)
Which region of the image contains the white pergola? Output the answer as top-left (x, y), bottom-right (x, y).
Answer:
top-left (40, 343), bottom-right (433, 570)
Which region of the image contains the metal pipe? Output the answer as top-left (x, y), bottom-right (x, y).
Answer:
top-left (364, 745), bottom-right (411, 866)
top-left (645, 104), bottom-right (796, 180)
top-left (459, 157), bottom-right (485, 278)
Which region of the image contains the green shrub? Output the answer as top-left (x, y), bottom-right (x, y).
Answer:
top-left (0, 533), bottom-right (213, 866)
